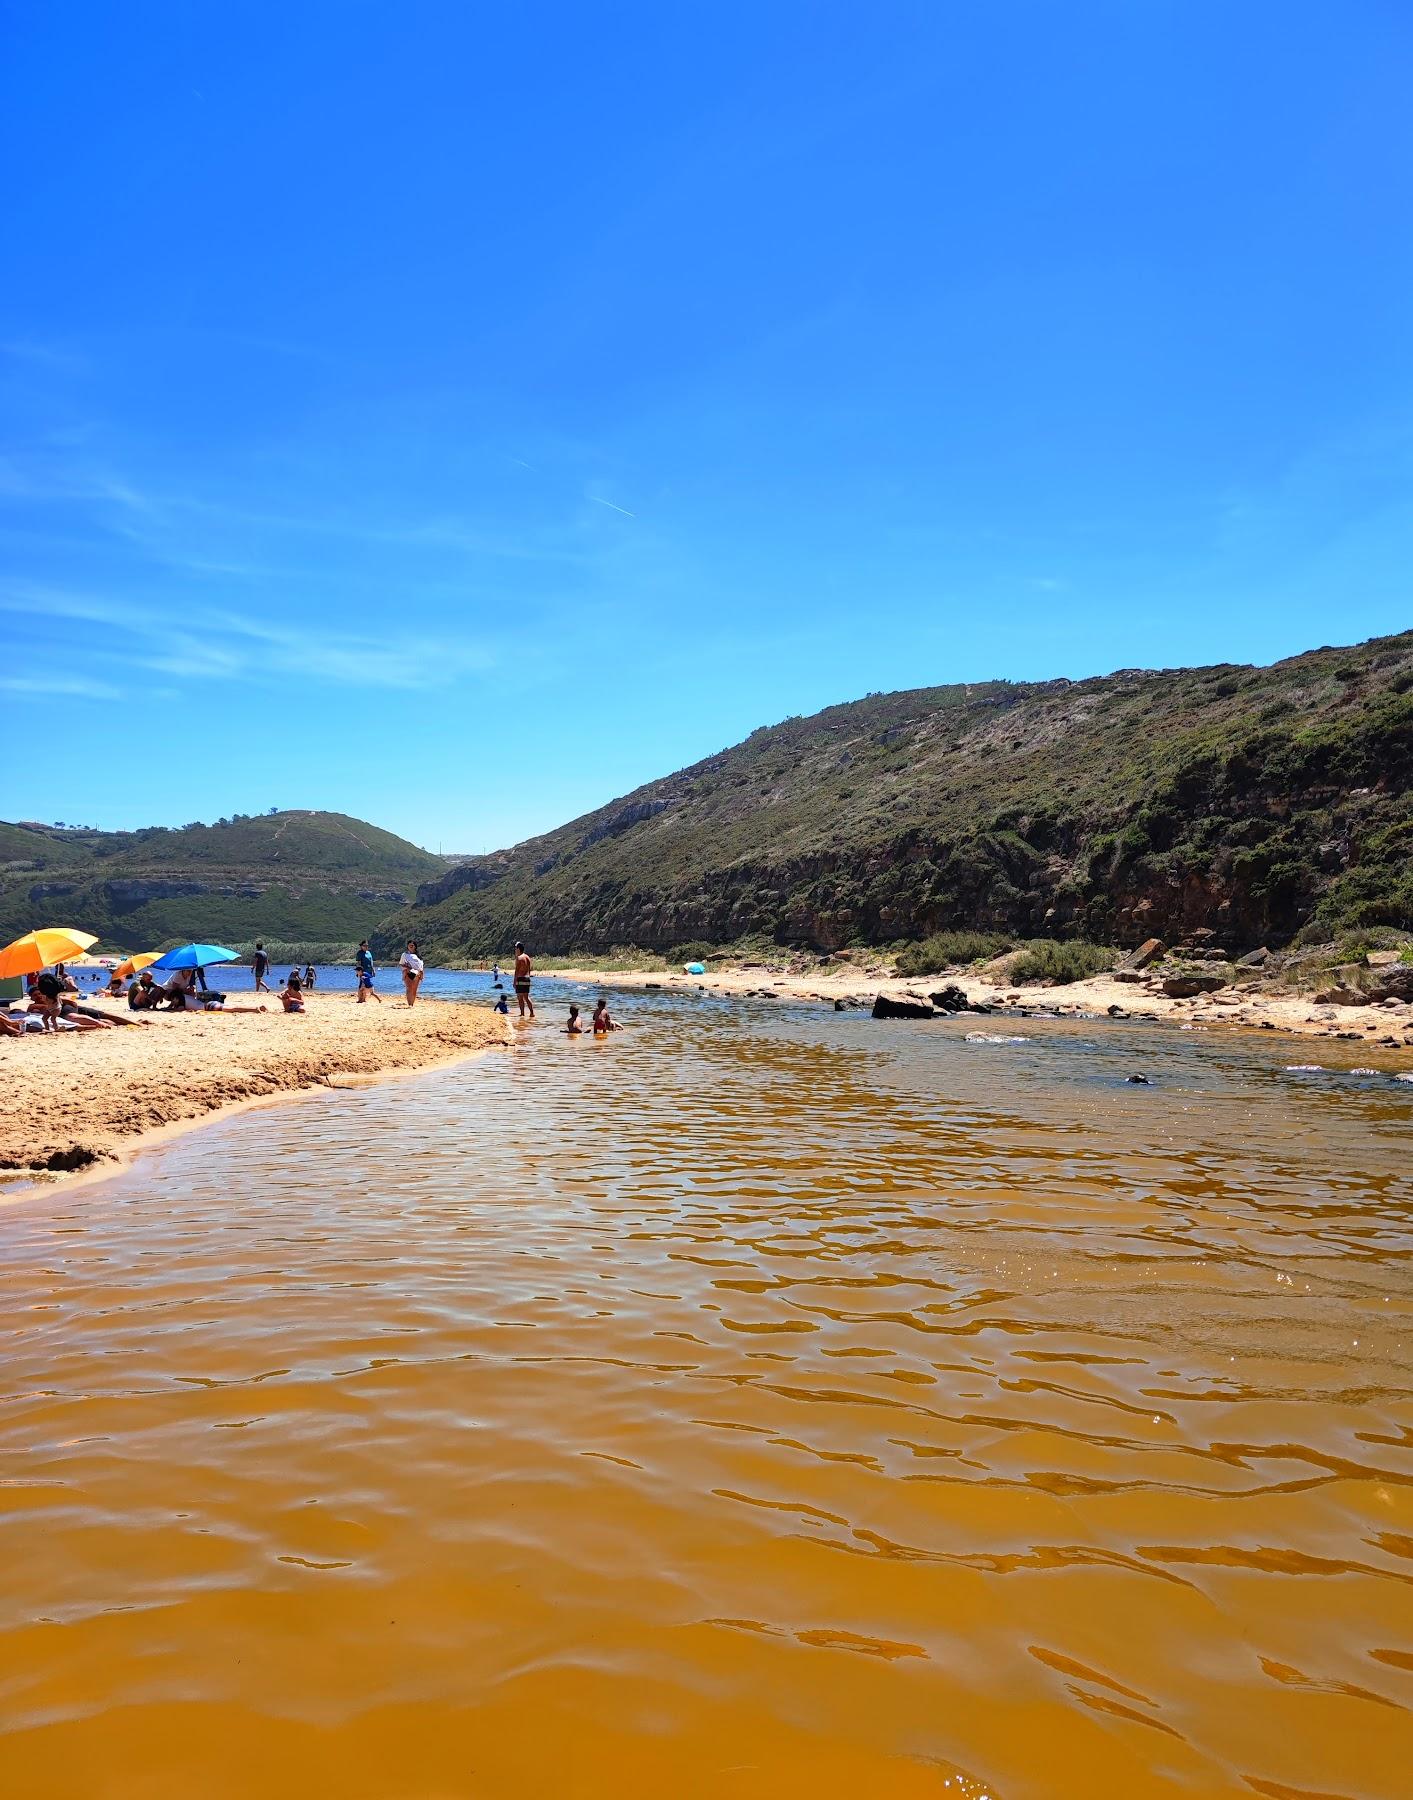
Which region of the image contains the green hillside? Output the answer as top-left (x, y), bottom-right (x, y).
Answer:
top-left (377, 631), bottom-right (1413, 961)
top-left (0, 810), bottom-right (445, 954)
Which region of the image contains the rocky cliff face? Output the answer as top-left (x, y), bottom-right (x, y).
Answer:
top-left (378, 631), bottom-right (1413, 960)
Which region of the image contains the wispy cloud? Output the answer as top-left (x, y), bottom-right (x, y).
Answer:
top-left (0, 339), bottom-right (87, 374)
top-left (0, 672), bottom-right (123, 699)
top-left (0, 583), bottom-right (498, 695)
top-left (0, 450), bottom-right (590, 570)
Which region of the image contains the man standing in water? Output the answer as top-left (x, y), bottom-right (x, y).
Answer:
top-left (513, 941), bottom-right (534, 1018)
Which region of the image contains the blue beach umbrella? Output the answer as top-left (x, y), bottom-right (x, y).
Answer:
top-left (149, 943), bottom-right (241, 971)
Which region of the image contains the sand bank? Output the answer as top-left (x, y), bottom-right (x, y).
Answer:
top-left (1, 993), bottom-right (507, 1176)
top-left (550, 959), bottom-right (1413, 1056)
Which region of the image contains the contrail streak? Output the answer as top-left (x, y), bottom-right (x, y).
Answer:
top-left (589, 495), bottom-right (635, 517)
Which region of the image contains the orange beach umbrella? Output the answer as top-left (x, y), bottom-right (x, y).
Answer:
top-left (113, 952), bottom-right (160, 980)
top-left (0, 928), bottom-right (98, 980)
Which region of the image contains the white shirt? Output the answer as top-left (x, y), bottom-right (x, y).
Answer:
top-left (400, 952), bottom-right (424, 978)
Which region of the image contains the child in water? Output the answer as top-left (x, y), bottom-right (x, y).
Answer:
top-left (492, 992), bottom-right (509, 1015)
top-left (566, 1004), bottom-right (583, 1034)
top-left (592, 999), bottom-right (619, 1034)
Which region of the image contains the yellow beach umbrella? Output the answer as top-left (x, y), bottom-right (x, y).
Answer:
top-left (0, 928), bottom-right (99, 980)
top-left (113, 952), bottom-right (160, 980)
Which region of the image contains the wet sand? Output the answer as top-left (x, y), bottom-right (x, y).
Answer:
top-left (0, 993), bottom-right (507, 1174)
top-left (551, 959), bottom-right (1413, 1054)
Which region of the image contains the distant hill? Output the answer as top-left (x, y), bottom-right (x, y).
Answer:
top-left (0, 811), bottom-right (446, 954)
top-left (377, 630), bottom-right (1413, 960)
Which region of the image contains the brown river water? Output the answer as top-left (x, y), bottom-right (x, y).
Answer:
top-left (2, 981), bottom-right (1411, 1798)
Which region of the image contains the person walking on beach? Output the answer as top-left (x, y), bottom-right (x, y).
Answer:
top-left (513, 942), bottom-right (534, 1018)
top-left (354, 939), bottom-right (381, 1004)
top-left (400, 939), bottom-right (425, 1007)
top-left (252, 941), bottom-right (270, 992)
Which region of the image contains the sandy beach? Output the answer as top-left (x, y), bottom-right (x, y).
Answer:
top-left (550, 957), bottom-right (1413, 1056)
top-left (1, 993), bottom-right (507, 1176)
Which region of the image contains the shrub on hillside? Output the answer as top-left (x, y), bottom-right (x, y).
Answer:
top-left (1006, 939), bottom-right (1118, 985)
top-left (895, 931), bottom-right (1012, 976)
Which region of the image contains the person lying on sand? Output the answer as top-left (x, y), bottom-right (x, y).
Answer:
top-left (591, 999), bottom-right (620, 1035)
top-left (566, 1004), bottom-right (583, 1034)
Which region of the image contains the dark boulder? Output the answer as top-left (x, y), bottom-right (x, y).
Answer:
top-left (1236, 947), bottom-right (1270, 968)
top-left (929, 985), bottom-right (970, 1013)
top-left (873, 994), bottom-right (936, 1020)
top-left (1119, 937), bottom-right (1165, 971)
top-left (1162, 973), bottom-right (1228, 997)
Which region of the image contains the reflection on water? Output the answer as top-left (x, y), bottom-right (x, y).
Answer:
top-left (2, 984), bottom-right (1411, 1798)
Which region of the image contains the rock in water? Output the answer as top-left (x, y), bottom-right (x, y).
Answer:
top-left (928, 985), bottom-right (969, 1013)
top-left (872, 994), bottom-right (936, 1020)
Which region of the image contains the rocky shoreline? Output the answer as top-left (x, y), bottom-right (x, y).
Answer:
top-left (549, 950), bottom-right (1413, 1057)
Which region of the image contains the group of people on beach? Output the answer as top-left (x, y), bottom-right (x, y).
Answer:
top-left (3, 934), bottom-right (629, 1041)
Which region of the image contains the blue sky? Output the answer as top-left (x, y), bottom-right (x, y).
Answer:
top-left (3, 1), bottom-right (1410, 852)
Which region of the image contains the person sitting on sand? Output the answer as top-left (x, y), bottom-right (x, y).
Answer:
top-left (591, 999), bottom-right (619, 1035)
top-left (128, 972), bottom-right (161, 1010)
top-left (107, 969), bottom-right (127, 998)
top-left (279, 972), bottom-right (305, 1014)
top-left (29, 969), bottom-right (65, 1031)
top-left (160, 969), bottom-right (199, 1011)
top-left (566, 1004), bottom-right (583, 1034)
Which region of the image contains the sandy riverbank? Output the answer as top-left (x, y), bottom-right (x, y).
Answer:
top-left (550, 959), bottom-right (1413, 1055)
top-left (1, 993), bottom-right (507, 1176)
